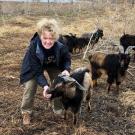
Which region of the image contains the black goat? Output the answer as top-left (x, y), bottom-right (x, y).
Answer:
top-left (81, 28), bottom-right (103, 49)
top-left (89, 52), bottom-right (130, 94)
top-left (120, 33), bottom-right (135, 60)
top-left (70, 29), bottom-right (104, 53)
top-left (73, 37), bottom-right (89, 53)
top-left (58, 33), bottom-right (77, 54)
top-left (120, 33), bottom-right (135, 52)
top-left (47, 67), bottom-right (93, 125)
top-left (57, 29), bottom-right (103, 54)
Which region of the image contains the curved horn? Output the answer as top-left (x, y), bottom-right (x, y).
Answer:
top-left (75, 81), bottom-right (86, 91)
top-left (58, 74), bottom-right (76, 83)
top-left (125, 46), bottom-right (135, 54)
top-left (118, 45), bottom-right (124, 53)
top-left (58, 75), bottom-right (86, 91)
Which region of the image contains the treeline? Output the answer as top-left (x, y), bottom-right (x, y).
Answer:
top-left (0, 0), bottom-right (134, 16)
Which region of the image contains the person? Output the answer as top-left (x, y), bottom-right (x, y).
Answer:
top-left (20, 18), bottom-right (71, 125)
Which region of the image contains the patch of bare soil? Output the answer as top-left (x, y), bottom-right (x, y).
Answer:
top-left (0, 16), bottom-right (135, 135)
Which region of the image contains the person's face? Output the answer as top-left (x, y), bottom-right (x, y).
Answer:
top-left (40, 31), bottom-right (55, 49)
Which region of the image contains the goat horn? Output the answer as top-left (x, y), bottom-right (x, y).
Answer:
top-left (58, 75), bottom-right (86, 91)
top-left (75, 81), bottom-right (86, 91)
top-left (59, 75), bottom-right (76, 83)
top-left (125, 46), bottom-right (135, 54)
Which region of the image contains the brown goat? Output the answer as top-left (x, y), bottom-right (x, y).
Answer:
top-left (47, 67), bottom-right (93, 125)
top-left (88, 52), bottom-right (130, 94)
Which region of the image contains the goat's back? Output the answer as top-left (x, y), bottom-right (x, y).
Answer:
top-left (120, 34), bottom-right (135, 51)
top-left (89, 52), bottom-right (106, 68)
top-left (71, 67), bottom-right (90, 84)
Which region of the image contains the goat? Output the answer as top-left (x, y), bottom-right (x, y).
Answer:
top-left (70, 29), bottom-right (104, 54)
top-left (88, 51), bottom-right (130, 94)
top-left (58, 33), bottom-right (77, 54)
top-left (57, 29), bottom-right (103, 54)
top-left (47, 67), bottom-right (93, 125)
top-left (120, 33), bottom-right (135, 60)
top-left (73, 37), bottom-right (89, 53)
top-left (81, 28), bottom-right (103, 49)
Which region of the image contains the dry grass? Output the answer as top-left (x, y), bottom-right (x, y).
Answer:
top-left (0, 2), bottom-right (135, 135)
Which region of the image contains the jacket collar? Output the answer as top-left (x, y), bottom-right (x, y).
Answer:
top-left (36, 42), bottom-right (45, 65)
top-left (33, 33), bottom-right (62, 66)
top-left (33, 33), bottom-right (45, 65)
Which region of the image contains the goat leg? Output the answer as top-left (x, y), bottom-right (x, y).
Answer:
top-left (73, 113), bottom-right (77, 125)
top-left (64, 110), bottom-right (67, 120)
top-left (114, 78), bottom-right (120, 95)
top-left (88, 101), bottom-right (91, 111)
top-left (107, 83), bottom-right (112, 94)
top-left (115, 84), bottom-right (119, 95)
top-left (114, 82), bottom-right (120, 95)
top-left (86, 92), bottom-right (91, 111)
top-left (93, 79), bottom-right (98, 87)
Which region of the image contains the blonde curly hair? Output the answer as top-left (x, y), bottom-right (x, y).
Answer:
top-left (37, 18), bottom-right (60, 40)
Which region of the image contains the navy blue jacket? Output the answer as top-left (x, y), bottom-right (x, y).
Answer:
top-left (20, 32), bottom-right (71, 87)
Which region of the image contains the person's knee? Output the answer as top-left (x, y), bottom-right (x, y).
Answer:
top-left (24, 79), bottom-right (37, 96)
top-left (25, 79), bottom-right (37, 89)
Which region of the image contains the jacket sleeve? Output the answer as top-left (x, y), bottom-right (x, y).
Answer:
top-left (29, 44), bottom-right (49, 87)
top-left (61, 46), bottom-right (71, 72)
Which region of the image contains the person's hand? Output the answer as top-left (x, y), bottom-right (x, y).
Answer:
top-left (61, 70), bottom-right (70, 76)
top-left (43, 85), bottom-right (52, 100)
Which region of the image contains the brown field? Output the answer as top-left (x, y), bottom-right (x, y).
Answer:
top-left (0, 1), bottom-right (135, 135)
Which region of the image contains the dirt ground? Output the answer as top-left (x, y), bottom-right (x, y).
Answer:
top-left (0, 3), bottom-right (135, 135)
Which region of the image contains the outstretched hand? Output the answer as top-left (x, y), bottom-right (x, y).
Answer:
top-left (61, 70), bottom-right (70, 76)
top-left (43, 85), bottom-right (52, 100)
